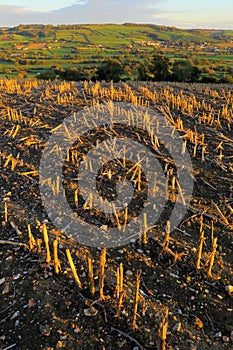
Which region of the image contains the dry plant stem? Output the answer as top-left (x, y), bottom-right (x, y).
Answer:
top-left (66, 249), bottom-right (82, 288)
top-left (171, 176), bottom-right (176, 202)
top-left (159, 307), bottom-right (169, 350)
top-left (43, 224), bottom-right (51, 263)
top-left (74, 189), bottom-right (78, 206)
top-left (56, 175), bottom-right (60, 195)
top-left (36, 238), bottom-right (42, 253)
top-left (99, 248), bottom-right (106, 300)
top-left (163, 220), bottom-right (170, 251)
top-left (2, 343), bottom-right (17, 350)
top-left (116, 263), bottom-right (124, 316)
top-left (143, 213), bottom-right (148, 244)
top-left (137, 166), bottom-right (141, 190)
top-left (211, 220), bottom-right (214, 245)
top-left (53, 239), bottom-right (61, 274)
top-left (207, 237), bottom-right (218, 278)
top-left (116, 290), bottom-right (125, 317)
top-left (202, 145), bottom-right (206, 161)
top-left (175, 178), bottom-right (186, 206)
top-left (12, 158), bottom-right (19, 171)
top-left (10, 221), bottom-right (22, 236)
top-left (87, 256), bottom-right (95, 298)
top-left (113, 205), bottom-right (121, 230)
top-left (165, 171), bottom-right (169, 201)
top-left (182, 139), bottom-right (187, 155)
top-left (4, 201), bottom-right (8, 222)
top-left (116, 267), bottom-right (120, 299)
top-left (212, 201), bottom-right (229, 225)
top-left (28, 224), bottom-right (36, 250)
top-left (119, 263), bottom-right (123, 294)
top-left (132, 270), bottom-right (141, 330)
top-left (89, 193), bottom-right (93, 209)
top-left (123, 206), bottom-right (128, 232)
top-left (200, 214), bottom-right (203, 234)
top-left (196, 230), bottom-right (205, 270)
top-left (0, 240), bottom-right (27, 248)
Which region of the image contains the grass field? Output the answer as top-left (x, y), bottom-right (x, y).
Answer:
top-left (0, 24), bottom-right (232, 79)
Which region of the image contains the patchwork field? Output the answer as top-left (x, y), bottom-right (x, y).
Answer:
top-left (0, 24), bottom-right (232, 80)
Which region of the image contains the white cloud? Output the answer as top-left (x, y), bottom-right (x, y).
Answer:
top-left (0, 4), bottom-right (31, 15)
top-left (0, 1), bottom-right (164, 26)
top-left (50, 0), bottom-right (164, 23)
top-left (0, 5), bottom-right (43, 26)
top-left (0, 0), bottom-right (232, 28)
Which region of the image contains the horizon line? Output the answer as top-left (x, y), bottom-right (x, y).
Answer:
top-left (1, 22), bottom-right (233, 31)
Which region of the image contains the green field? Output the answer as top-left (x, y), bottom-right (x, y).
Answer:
top-left (0, 23), bottom-right (232, 80)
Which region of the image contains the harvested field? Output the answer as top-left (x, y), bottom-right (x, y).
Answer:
top-left (0, 79), bottom-right (232, 350)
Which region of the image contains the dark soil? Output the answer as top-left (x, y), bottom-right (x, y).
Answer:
top-left (0, 80), bottom-right (233, 350)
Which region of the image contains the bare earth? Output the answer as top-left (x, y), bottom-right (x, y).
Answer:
top-left (0, 80), bottom-right (233, 350)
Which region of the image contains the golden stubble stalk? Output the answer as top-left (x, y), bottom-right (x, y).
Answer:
top-left (116, 263), bottom-right (124, 316)
top-left (99, 248), bottom-right (106, 300)
top-left (43, 224), bottom-right (51, 263)
top-left (159, 307), bottom-right (169, 350)
top-left (132, 269), bottom-right (141, 330)
top-left (123, 206), bottom-right (128, 232)
top-left (163, 220), bottom-right (171, 251)
top-left (28, 224), bottom-right (36, 250)
top-left (36, 238), bottom-right (42, 253)
top-left (212, 200), bottom-right (229, 226)
top-left (207, 237), bottom-right (218, 278)
top-left (66, 249), bottom-right (82, 288)
top-left (175, 177), bottom-right (186, 206)
top-left (196, 230), bottom-right (205, 270)
top-left (113, 204), bottom-right (121, 230)
top-left (4, 200), bottom-right (8, 223)
top-left (171, 175), bottom-right (176, 202)
top-left (87, 256), bottom-right (95, 298)
top-left (143, 212), bottom-right (148, 244)
top-left (53, 239), bottom-right (61, 274)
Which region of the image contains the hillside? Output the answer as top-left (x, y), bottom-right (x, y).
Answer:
top-left (3, 23), bottom-right (233, 43)
top-left (0, 24), bottom-right (232, 80)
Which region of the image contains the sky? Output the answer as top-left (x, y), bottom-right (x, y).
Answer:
top-left (0, 0), bottom-right (232, 29)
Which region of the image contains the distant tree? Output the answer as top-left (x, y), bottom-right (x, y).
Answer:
top-left (137, 53), bottom-right (171, 81)
top-left (150, 53), bottom-right (171, 81)
top-left (190, 66), bottom-right (201, 82)
top-left (137, 63), bottom-right (154, 81)
top-left (95, 59), bottom-right (124, 82)
top-left (172, 60), bottom-right (200, 82)
top-left (123, 61), bottom-right (141, 81)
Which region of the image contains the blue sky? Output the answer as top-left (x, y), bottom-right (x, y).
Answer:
top-left (0, 0), bottom-right (232, 28)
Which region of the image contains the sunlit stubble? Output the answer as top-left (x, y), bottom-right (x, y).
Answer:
top-left (43, 224), bottom-right (51, 264)
top-left (66, 249), bottom-right (82, 289)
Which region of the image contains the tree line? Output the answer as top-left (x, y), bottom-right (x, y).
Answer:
top-left (38, 53), bottom-right (232, 83)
